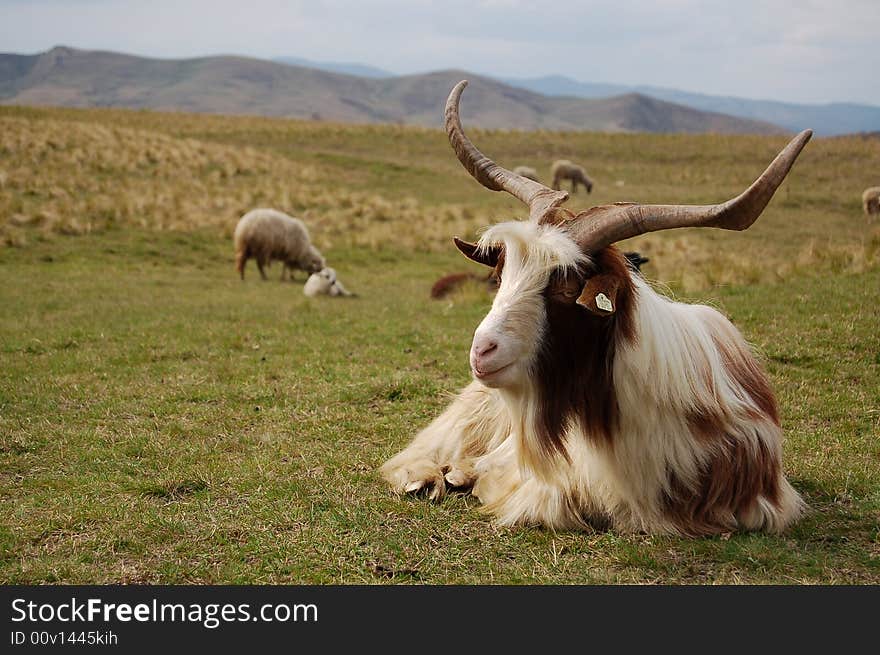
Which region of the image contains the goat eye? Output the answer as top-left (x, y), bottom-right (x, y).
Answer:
top-left (550, 281), bottom-right (581, 302)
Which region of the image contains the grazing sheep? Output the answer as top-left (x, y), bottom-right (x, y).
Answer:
top-left (234, 208), bottom-right (325, 281)
top-left (304, 267), bottom-right (355, 297)
top-left (551, 159), bottom-right (593, 193)
top-left (513, 166), bottom-right (541, 183)
top-left (381, 81), bottom-right (811, 536)
top-left (863, 187), bottom-right (880, 216)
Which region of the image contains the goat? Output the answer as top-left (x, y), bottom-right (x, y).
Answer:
top-left (381, 81), bottom-right (811, 536)
top-left (552, 159), bottom-right (593, 194)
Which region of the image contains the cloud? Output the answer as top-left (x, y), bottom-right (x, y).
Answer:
top-left (0, 0), bottom-right (876, 105)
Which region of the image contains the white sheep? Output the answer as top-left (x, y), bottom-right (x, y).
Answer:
top-left (303, 267), bottom-right (355, 297)
top-left (551, 159), bottom-right (594, 193)
top-left (513, 165), bottom-right (541, 183)
top-left (863, 186), bottom-right (880, 217)
top-left (234, 208), bottom-right (325, 281)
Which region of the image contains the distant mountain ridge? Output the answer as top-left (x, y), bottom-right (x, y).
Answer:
top-left (273, 56), bottom-right (392, 79)
top-left (267, 58), bottom-right (880, 136)
top-left (0, 46), bottom-right (786, 135)
top-left (499, 75), bottom-right (880, 136)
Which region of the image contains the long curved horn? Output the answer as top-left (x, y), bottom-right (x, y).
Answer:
top-left (445, 80), bottom-right (569, 222)
top-left (556, 129), bottom-right (812, 253)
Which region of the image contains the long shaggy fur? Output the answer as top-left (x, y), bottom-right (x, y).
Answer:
top-left (381, 222), bottom-right (803, 535)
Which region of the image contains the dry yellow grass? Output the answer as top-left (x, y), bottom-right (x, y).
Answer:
top-left (1, 105), bottom-right (878, 290)
top-left (630, 229), bottom-right (880, 292)
top-left (0, 113), bottom-right (490, 253)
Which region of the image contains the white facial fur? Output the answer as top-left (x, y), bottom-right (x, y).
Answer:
top-left (469, 221), bottom-right (586, 390)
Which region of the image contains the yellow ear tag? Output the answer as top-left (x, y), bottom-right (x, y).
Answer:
top-left (576, 273), bottom-right (620, 315)
top-left (595, 293), bottom-right (613, 313)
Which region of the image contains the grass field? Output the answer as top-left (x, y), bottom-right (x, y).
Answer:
top-left (1, 106), bottom-right (878, 583)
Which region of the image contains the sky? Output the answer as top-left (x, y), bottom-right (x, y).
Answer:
top-left (1, 0), bottom-right (878, 106)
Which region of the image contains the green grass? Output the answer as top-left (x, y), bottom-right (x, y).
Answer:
top-left (1, 228), bottom-right (877, 584)
top-left (0, 104), bottom-right (877, 583)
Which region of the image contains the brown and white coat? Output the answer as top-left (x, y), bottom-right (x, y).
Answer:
top-left (381, 81), bottom-right (810, 536)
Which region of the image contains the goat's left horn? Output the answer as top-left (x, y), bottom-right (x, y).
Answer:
top-left (559, 129), bottom-right (812, 253)
top-left (445, 80), bottom-right (569, 222)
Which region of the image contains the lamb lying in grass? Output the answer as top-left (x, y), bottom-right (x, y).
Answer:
top-left (303, 267), bottom-right (355, 297)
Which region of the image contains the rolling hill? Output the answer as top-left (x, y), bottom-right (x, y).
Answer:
top-left (500, 75), bottom-right (880, 136)
top-left (0, 46), bottom-right (786, 135)
top-left (273, 55), bottom-right (392, 79)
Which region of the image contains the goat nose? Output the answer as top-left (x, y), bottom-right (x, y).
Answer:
top-left (473, 339), bottom-right (497, 358)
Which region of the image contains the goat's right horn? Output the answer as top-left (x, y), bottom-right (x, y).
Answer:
top-left (445, 80), bottom-right (569, 222)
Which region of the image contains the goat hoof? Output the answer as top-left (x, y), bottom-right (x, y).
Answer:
top-left (444, 469), bottom-right (472, 488)
top-left (381, 457), bottom-right (447, 501)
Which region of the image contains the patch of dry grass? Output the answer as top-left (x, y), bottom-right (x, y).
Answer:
top-left (0, 112), bottom-right (490, 253)
top-left (633, 227), bottom-right (880, 292)
top-left (2, 105), bottom-right (878, 291)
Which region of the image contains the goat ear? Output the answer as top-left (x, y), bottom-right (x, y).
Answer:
top-left (453, 236), bottom-right (500, 268)
top-left (577, 272), bottom-right (622, 316)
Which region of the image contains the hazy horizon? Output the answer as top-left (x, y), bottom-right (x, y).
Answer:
top-left (2, 0), bottom-right (878, 107)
